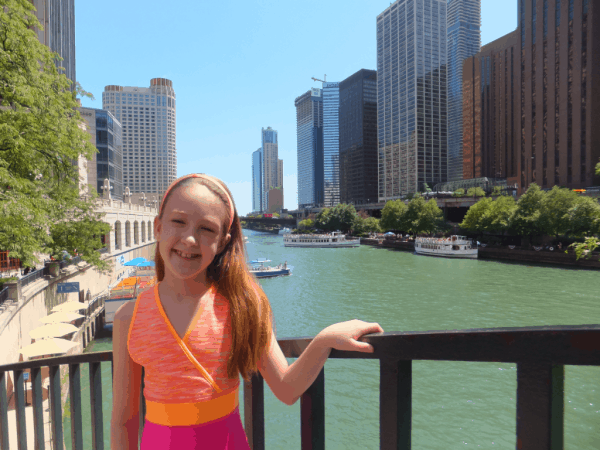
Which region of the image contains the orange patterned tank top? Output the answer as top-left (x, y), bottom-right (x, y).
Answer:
top-left (127, 283), bottom-right (239, 403)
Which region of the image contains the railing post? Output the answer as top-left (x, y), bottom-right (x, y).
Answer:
top-left (31, 367), bottom-right (45, 449)
top-left (300, 368), bottom-right (325, 450)
top-left (69, 363), bottom-right (84, 450)
top-left (516, 362), bottom-right (564, 450)
top-left (138, 367), bottom-right (146, 448)
top-left (0, 371), bottom-right (9, 450)
top-left (244, 372), bottom-right (265, 450)
top-left (380, 359), bottom-right (412, 450)
top-left (13, 370), bottom-right (27, 450)
top-left (89, 362), bottom-right (104, 450)
top-left (49, 365), bottom-right (63, 450)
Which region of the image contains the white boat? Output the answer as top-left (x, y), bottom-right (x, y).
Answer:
top-left (283, 231), bottom-right (360, 248)
top-left (249, 259), bottom-right (291, 278)
top-left (415, 235), bottom-right (478, 259)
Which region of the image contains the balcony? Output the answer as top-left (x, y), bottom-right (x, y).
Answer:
top-left (0, 325), bottom-right (598, 450)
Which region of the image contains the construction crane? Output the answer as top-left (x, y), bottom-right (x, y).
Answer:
top-left (311, 75), bottom-right (327, 83)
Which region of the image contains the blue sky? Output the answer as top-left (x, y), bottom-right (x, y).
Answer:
top-left (76, 0), bottom-right (517, 215)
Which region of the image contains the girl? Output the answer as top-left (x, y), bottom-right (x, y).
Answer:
top-left (111, 174), bottom-right (383, 449)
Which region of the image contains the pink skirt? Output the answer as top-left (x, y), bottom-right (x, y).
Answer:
top-left (140, 406), bottom-right (251, 450)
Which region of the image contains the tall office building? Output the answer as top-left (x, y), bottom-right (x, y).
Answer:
top-left (79, 107), bottom-right (123, 200)
top-left (30, 0), bottom-right (76, 84)
top-left (339, 69), bottom-right (378, 205)
top-left (261, 127), bottom-right (280, 209)
top-left (295, 88), bottom-right (324, 208)
top-left (462, 0), bottom-right (599, 191)
top-left (323, 82), bottom-right (340, 207)
top-left (447, 0), bottom-right (481, 181)
top-left (252, 149), bottom-right (262, 213)
top-left (377, 0), bottom-right (448, 200)
top-left (277, 159), bottom-right (283, 188)
top-left (103, 78), bottom-right (177, 196)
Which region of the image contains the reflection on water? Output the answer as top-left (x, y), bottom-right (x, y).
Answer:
top-left (66, 229), bottom-right (600, 450)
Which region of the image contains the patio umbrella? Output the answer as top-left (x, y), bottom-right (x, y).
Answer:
top-left (123, 257), bottom-right (147, 266)
top-left (384, 232), bottom-right (395, 236)
top-left (20, 337), bottom-right (78, 358)
top-left (29, 323), bottom-right (79, 339)
top-left (136, 260), bottom-right (155, 267)
top-left (52, 301), bottom-right (91, 313)
top-left (39, 311), bottom-right (85, 324)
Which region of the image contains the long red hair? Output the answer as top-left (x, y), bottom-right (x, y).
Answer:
top-left (155, 177), bottom-right (272, 380)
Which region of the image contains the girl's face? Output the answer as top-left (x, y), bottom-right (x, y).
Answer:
top-left (154, 183), bottom-right (231, 281)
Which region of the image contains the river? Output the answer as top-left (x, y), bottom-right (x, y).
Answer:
top-left (65, 229), bottom-right (600, 449)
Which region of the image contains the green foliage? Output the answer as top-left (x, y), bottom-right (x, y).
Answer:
top-left (0, 0), bottom-right (109, 270)
top-left (315, 204), bottom-right (358, 233)
top-left (509, 184), bottom-right (545, 238)
top-left (538, 186), bottom-right (580, 237)
top-left (0, 276), bottom-right (18, 290)
top-left (485, 195), bottom-right (517, 233)
top-left (380, 199), bottom-right (407, 231)
top-left (271, 212), bottom-right (280, 218)
top-left (403, 196), bottom-right (443, 235)
top-left (491, 186), bottom-right (503, 196)
top-left (596, 159), bottom-right (600, 176)
top-left (298, 219), bottom-right (314, 230)
top-left (460, 197), bottom-right (493, 232)
top-left (423, 183), bottom-right (432, 193)
top-left (467, 187), bottom-right (486, 197)
top-left (353, 216), bottom-right (381, 236)
top-left (453, 189), bottom-right (465, 198)
top-left (569, 237), bottom-right (600, 261)
top-left (565, 197), bottom-right (600, 238)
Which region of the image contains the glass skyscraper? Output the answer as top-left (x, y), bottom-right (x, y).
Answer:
top-left (323, 82), bottom-right (340, 207)
top-left (447, 0), bottom-right (481, 181)
top-left (103, 78), bottom-right (177, 197)
top-left (79, 107), bottom-right (123, 200)
top-left (252, 148), bottom-right (262, 213)
top-left (261, 127), bottom-right (279, 210)
top-left (295, 88), bottom-right (324, 208)
top-left (377, 0), bottom-right (448, 199)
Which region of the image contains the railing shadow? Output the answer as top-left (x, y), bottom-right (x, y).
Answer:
top-left (0, 325), bottom-right (599, 450)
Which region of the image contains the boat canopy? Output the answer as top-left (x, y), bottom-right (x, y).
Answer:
top-left (250, 259), bottom-right (271, 264)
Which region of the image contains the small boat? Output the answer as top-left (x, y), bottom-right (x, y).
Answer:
top-left (414, 235), bottom-right (478, 259)
top-left (249, 259), bottom-right (291, 278)
top-left (283, 231), bottom-right (360, 248)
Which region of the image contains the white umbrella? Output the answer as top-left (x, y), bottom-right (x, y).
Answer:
top-left (29, 323), bottom-right (79, 339)
top-left (20, 338), bottom-right (78, 358)
top-left (39, 311), bottom-right (85, 324)
top-left (52, 301), bottom-right (91, 313)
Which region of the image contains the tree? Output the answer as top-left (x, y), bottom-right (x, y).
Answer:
top-left (380, 199), bottom-right (407, 231)
top-left (403, 196), bottom-right (442, 235)
top-left (460, 198), bottom-right (493, 232)
top-left (316, 204), bottom-right (358, 233)
top-left (485, 195), bottom-right (517, 234)
top-left (596, 159), bottom-right (600, 176)
top-left (0, 0), bottom-right (109, 270)
top-left (565, 197), bottom-right (600, 238)
top-left (419, 199), bottom-right (444, 235)
top-left (453, 189), bottom-right (465, 198)
top-left (467, 187), bottom-right (486, 197)
top-left (538, 186), bottom-right (580, 237)
top-left (491, 186), bottom-right (504, 196)
top-left (298, 219), bottom-right (314, 231)
top-left (353, 216), bottom-right (381, 236)
top-left (509, 183), bottom-right (545, 239)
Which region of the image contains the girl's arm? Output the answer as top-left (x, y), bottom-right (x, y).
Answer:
top-left (257, 320), bottom-right (383, 405)
top-left (111, 301), bottom-right (143, 450)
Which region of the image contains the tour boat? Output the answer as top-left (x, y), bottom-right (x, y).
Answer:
top-left (283, 231), bottom-right (360, 248)
top-left (414, 235), bottom-right (478, 259)
top-left (249, 259), bottom-right (291, 278)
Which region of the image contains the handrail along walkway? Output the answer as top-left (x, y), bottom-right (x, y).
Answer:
top-left (0, 325), bottom-right (598, 450)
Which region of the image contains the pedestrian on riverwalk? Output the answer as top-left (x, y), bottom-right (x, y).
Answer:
top-left (111, 173), bottom-right (383, 450)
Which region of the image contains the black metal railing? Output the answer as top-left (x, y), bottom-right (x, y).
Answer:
top-left (19, 267), bottom-right (46, 290)
top-left (0, 325), bottom-right (599, 450)
top-left (0, 288), bottom-right (8, 308)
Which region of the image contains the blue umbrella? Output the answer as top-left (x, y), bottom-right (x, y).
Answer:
top-left (123, 257), bottom-right (147, 266)
top-left (137, 261), bottom-right (155, 267)
top-left (384, 232), bottom-right (395, 236)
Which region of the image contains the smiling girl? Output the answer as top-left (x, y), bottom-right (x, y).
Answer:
top-left (111, 174), bottom-right (383, 449)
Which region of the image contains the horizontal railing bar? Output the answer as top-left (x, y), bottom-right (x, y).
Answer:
top-left (0, 351), bottom-right (113, 371)
top-left (279, 326), bottom-right (600, 365)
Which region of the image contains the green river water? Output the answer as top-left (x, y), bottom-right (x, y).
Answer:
top-left (65, 229), bottom-right (600, 449)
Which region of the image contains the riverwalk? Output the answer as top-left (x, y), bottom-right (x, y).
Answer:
top-left (360, 237), bottom-right (600, 269)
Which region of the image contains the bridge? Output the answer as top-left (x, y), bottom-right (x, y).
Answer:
top-left (241, 216), bottom-right (297, 227)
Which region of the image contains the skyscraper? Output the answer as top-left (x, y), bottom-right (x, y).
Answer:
top-left (79, 107), bottom-right (123, 200)
top-left (261, 127), bottom-right (279, 209)
top-left (103, 78), bottom-right (177, 196)
top-left (323, 82), bottom-right (340, 207)
top-left (252, 149), bottom-right (262, 213)
top-left (447, 0), bottom-right (482, 181)
top-left (339, 69), bottom-right (378, 205)
top-left (295, 88), bottom-right (324, 208)
top-left (377, 0), bottom-right (448, 199)
top-left (30, 0), bottom-right (76, 84)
